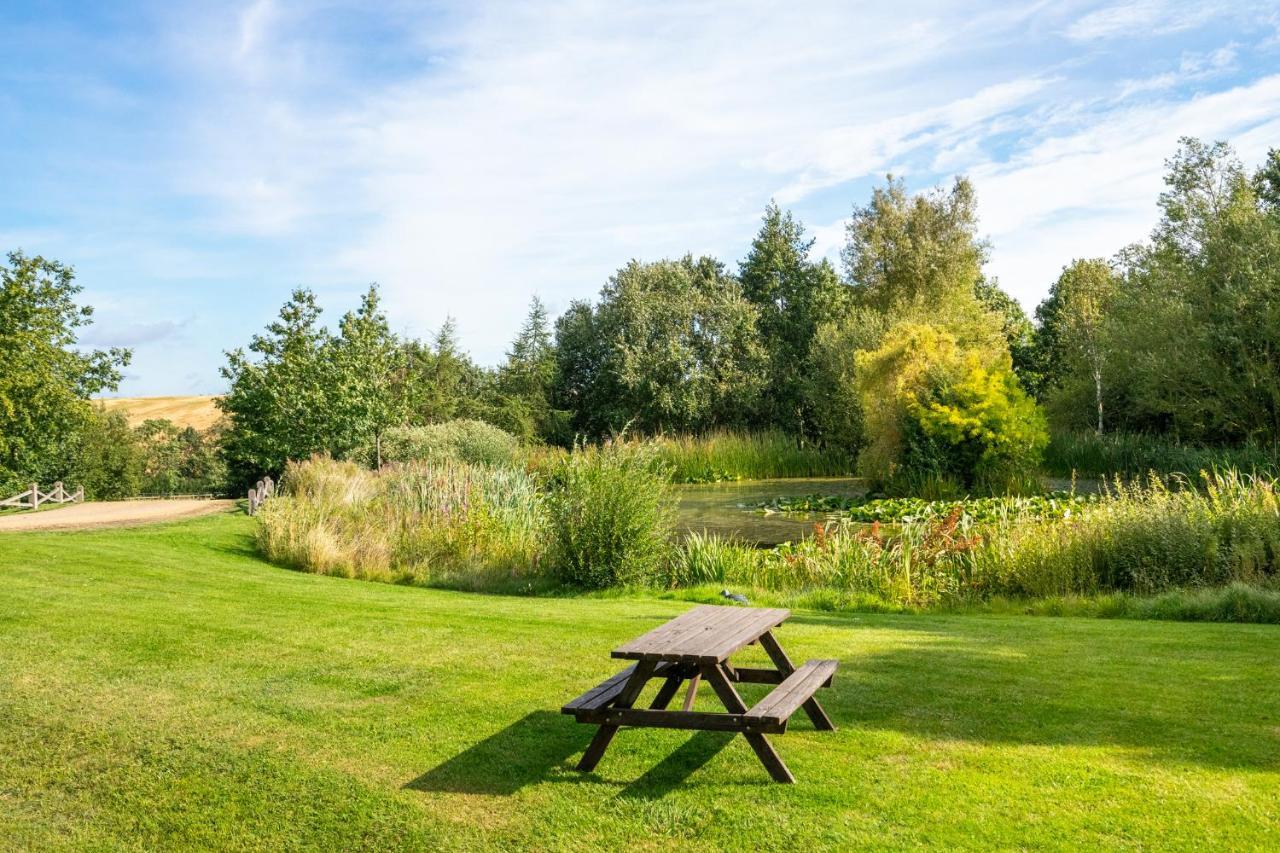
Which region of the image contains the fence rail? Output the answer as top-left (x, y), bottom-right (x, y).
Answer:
top-left (0, 481), bottom-right (84, 511)
top-left (246, 476), bottom-right (276, 515)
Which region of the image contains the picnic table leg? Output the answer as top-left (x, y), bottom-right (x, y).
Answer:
top-left (680, 673), bottom-right (701, 711)
top-left (649, 671), bottom-right (684, 710)
top-left (759, 631), bottom-right (836, 731)
top-left (577, 660), bottom-right (656, 772)
top-left (700, 662), bottom-right (795, 784)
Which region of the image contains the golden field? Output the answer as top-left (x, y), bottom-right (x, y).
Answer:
top-left (95, 395), bottom-right (222, 430)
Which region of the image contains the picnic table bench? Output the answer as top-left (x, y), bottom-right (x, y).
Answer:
top-left (562, 605), bottom-right (837, 783)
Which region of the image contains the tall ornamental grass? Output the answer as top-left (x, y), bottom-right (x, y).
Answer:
top-left (373, 420), bottom-right (521, 468)
top-left (547, 440), bottom-right (675, 588)
top-left (650, 429), bottom-right (850, 483)
top-left (257, 456), bottom-right (546, 589)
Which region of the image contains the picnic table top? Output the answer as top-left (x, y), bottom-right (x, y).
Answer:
top-left (611, 604), bottom-right (790, 664)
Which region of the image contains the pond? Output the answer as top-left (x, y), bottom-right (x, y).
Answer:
top-left (674, 476), bottom-right (1107, 546)
top-left (674, 477), bottom-right (867, 546)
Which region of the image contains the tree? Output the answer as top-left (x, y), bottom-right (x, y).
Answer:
top-left (555, 256), bottom-right (766, 434)
top-left (1039, 260), bottom-right (1118, 434)
top-left (328, 285), bottom-right (404, 466)
top-left (0, 251), bottom-right (131, 492)
top-left (1055, 138), bottom-right (1280, 442)
top-left (806, 306), bottom-right (887, 453)
top-left (492, 297), bottom-right (567, 443)
top-left (218, 289), bottom-right (333, 483)
top-left (738, 202), bottom-right (848, 435)
top-left (552, 300), bottom-right (618, 437)
top-left (399, 318), bottom-right (490, 426)
top-left (70, 407), bottom-right (144, 500)
top-left (974, 277), bottom-right (1039, 395)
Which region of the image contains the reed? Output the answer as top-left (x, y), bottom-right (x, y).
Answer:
top-left (648, 429), bottom-right (851, 483)
top-left (1045, 431), bottom-right (1280, 479)
top-left (257, 455), bottom-right (546, 589)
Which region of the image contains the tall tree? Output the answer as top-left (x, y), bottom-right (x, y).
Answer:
top-left (218, 289), bottom-right (333, 483)
top-left (1086, 138), bottom-right (1280, 441)
top-left (974, 276), bottom-right (1039, 395)
top-left (554, 256), bottom-right (765, 435)
top-left (0, 251), bottom-right (131, 491)
top-left (1037, 260), bottom-right (1118, 434)
top-left (329, 285), bottom-right (404, 466)
top-left (739, 202), bottom-right (847, 435)
top-left (492, 297), bottom-right (565, 443)
top-left (399, 318), bottom-right (489, 425)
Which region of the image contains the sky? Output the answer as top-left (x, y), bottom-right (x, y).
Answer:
top-left (2, 0), bottom-right (1279, 396)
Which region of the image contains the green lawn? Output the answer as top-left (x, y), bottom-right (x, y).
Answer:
top-left (1, 512), bottom-right (1278, 850)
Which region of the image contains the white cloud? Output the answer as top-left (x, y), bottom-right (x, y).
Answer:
top-left (1066, 0), bottom-right (1217, 41)
top-left (1116, 44), bottom-right (1238, 98)
top-left (84, 0), bottom-right (1280, 383)
top-left (976, 74), bottom-right (1280, 302)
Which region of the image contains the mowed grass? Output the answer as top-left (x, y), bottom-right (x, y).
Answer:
top-left (1, 513), bottom-right (1278, 849)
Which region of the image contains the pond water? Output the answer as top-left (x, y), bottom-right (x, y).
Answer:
top-left (674, 477), bottom-right (867, 546)
top-left (673, 476), bottom-right (1106, 546)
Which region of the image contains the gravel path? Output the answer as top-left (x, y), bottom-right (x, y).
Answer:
top-left (0, 499), bottom-right (235, 532)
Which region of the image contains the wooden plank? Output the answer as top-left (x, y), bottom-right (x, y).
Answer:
top-left (649, 674), bottom-right (684, 710)
top-left (693, 609), bottom-right (790, 663)
top-left (562, 661), bottom-right (676, 713)
top-left (745, 660), bottom-right (838, 726)
top-left (681, 673), bottom-right (701, 711)
top-left (611, 605), bottom-right (726, 658)
top-left (589, 708), bottom-right (783, 733)
top-left (612, 606), bottom-right (790, 663)
top-left (759, 630), bottom-right (836, 729)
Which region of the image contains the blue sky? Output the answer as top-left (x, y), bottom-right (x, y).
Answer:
top-left (3, 0), bottom-right (1279, 396)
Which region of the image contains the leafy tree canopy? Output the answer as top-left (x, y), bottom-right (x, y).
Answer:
top-left (0, 250), bottom-right (131, 491)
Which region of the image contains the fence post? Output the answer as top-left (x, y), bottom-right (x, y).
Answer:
top-left (247, 487), bottom-right (258, 515)
top-left (53, 481), bottom-right (63, 502)
top-left (30, 483), bottom-right (40, 510)
top-left (73, 485), bottom-right (84, 502)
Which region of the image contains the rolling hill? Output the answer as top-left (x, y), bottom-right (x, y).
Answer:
top-left (95, 395), bottom-right (223, 430)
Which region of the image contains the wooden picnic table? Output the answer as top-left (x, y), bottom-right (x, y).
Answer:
top-left (562, 604), bottom-right (837, 783)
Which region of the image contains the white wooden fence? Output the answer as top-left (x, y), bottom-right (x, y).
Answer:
top-left (0, 481), bottom-right (84, 511)
top-left (246, 476), bottom-right (276, 516)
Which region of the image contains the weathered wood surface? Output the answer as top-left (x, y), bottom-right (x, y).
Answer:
top-left (562, 661), bottom-right (677, 714)
top-left (246, 475), bottom-right (275, 516)
top-left (1, 481), bottom-right (85, 511)
top-left (611, 604), bottom-right (789, 664)
top-left (566, 605), bottom-right (837, 783)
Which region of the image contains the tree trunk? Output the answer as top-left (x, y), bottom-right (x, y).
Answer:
top-left (1093, 365), bottom-right (1104, 436)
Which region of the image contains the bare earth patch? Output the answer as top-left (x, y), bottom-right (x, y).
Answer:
top-left (0, 499), bottom-right (234, 532)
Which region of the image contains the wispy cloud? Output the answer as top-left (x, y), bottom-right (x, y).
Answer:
top-left (1066, 0), bottom-right (1219, 41)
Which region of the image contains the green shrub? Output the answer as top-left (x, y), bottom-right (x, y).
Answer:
top-left (547, 440), bottom-right (675, 588)
top-left (854, 322), bottom-right (1047, 496)
top-left (376, 420), bottom-right (520, 468)
top-left (136, 419), bottom-right (228, 495)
